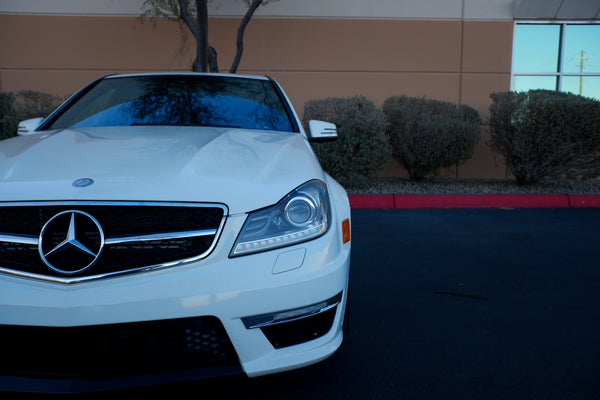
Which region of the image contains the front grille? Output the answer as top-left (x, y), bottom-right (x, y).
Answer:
top-left (0, 202), bottom-right (227, 282)
top-left (0, 317), bottom-right (240, 378)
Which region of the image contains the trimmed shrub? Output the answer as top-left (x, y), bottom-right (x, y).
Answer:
top-left (0, 90), bottom-right (64, 140)
top-left (0, 92), bottom-right (17, 139)
top-left (302, 95), bottom-right (390, 185)
top-left (489, 90), bottom-right (600, 185)
top-left (13, 90), bottom-right (63, 122)
top-left (383, 96), bottom-right (481, 181)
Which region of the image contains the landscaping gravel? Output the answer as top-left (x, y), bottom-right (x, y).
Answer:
top-left (347, 177), bottom-right (600, 195)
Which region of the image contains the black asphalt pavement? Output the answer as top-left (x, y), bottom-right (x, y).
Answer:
top-left (18, 208), bottom-right (600, 399)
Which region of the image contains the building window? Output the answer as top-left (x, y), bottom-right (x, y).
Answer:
top-left (512, 23), bottom-right (600, 100)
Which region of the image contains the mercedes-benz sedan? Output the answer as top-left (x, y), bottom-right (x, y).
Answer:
top-left (0, 73), bottom-right (351, 393)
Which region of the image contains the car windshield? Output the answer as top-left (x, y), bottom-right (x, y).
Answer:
top-left (45, 75), bottom-right (295, 132)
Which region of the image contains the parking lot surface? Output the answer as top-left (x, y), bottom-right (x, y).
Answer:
top-left (12, 208), bottom-right (600, 399)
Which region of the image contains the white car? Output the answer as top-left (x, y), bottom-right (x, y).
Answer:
top-left (0, 73), bottom-right (351, 393)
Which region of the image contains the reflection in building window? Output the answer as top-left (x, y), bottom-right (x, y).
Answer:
top-left (512, 23), bottom-right (600, 100)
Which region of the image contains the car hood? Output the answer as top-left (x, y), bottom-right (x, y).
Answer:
top-left (0, 126), bottom-right (325, 214)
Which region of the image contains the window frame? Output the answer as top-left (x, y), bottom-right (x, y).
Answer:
top-left (511, 21), bottom-right (600, 95)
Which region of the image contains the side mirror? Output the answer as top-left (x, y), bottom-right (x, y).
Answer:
top-left (308, 120), bottom-right (337, 142)
top-left (17, 118), bottom-right (44, 136)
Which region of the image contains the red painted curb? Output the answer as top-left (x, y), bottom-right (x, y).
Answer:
top-left (568, 195), bottom-right (600, 208)
top-left (348, 194), bottom-right (600, 209)
top-left (394, 194), bottom-right (570, 209)
top-left (346, 194), bottom-right (394, 209)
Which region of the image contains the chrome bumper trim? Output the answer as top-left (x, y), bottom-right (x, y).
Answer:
top-left (242, 292), bottom-right (343, 329)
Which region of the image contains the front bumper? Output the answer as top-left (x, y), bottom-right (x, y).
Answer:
top-left (0, 212), bottom-right (351, 392)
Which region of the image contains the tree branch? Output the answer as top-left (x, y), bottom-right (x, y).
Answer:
top-left (177, 0), bottom-right (198, 39)
top-left (230, 0), bottom-right (263, 73)
top-left (209, 46), bottom-right (219, 72)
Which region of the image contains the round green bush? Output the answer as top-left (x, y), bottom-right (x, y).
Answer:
top-left (383, 96), bottom-right (481, 181)
top-left (489, 90), bottom-right (600, 184)
top-left (302, 95), bottom-right (390, 185)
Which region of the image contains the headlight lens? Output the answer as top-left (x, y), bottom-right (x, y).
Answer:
top-left (230, 180), bottom-right (330, 257)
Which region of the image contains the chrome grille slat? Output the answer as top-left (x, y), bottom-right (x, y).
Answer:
top-left (105, 228), bottom-right (218, 244)
top-left (0, 234), bottom-right (37, 245)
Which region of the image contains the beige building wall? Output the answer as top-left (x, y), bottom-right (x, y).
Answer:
top-left (0, 0), bottom-right (515, 178)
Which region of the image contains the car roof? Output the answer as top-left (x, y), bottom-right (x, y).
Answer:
top-left (102, 72), bottom-right (271, 81)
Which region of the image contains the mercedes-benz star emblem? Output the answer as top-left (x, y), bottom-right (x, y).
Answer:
top-left (39, 210), bottom-right (105, 275)
top-left (73, 178), bottom-right (94, 188)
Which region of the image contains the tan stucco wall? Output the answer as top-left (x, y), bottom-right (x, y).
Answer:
top-left (0, 13), bottom-right (513, 178)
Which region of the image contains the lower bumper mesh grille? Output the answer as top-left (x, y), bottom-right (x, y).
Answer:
top-left (261, 307), bottom-right (338, 349)
top-left (0, 316), bottom-right (240, 379)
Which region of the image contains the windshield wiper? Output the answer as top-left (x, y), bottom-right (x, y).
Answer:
top-left (196, 123), bottom-right (243, 129)
top-left (130, 122), bottom-right (242, 128)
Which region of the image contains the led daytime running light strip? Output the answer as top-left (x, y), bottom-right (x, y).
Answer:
top-left (233, 222), bottom-right (327, 256)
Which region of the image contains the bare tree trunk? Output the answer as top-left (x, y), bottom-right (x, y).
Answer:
top-left (230, 0), bottom-right (263, 73)
top-left (196, 0), bottom-right (209, 72)
top-left (177, 0), bottom-right (209, 72)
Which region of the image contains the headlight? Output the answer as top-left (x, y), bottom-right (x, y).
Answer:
top-left (230, 180), bottom-right (330, 257)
